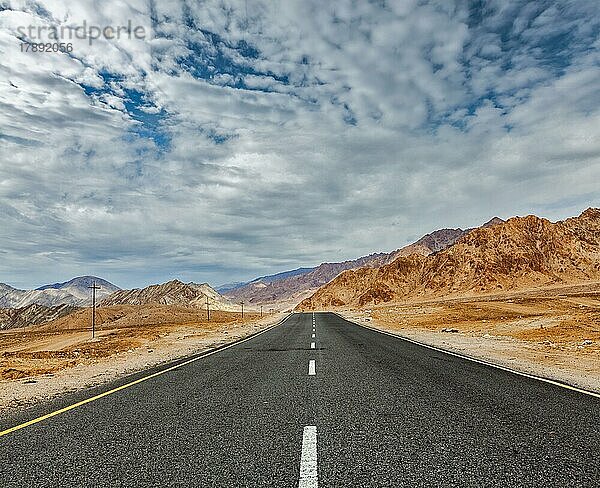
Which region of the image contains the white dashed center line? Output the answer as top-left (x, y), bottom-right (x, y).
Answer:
top-left (308, 360), bottom-right (316, 376)
top-left (312, 333), bottom-right (315, 338)
top-left (310, 342), bottom-right (315, 349)
top-left (298, 426), bottom-right (318, 488)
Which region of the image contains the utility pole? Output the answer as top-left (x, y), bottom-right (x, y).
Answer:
top-left (240, 301), bottom-right (244, 319)
top-left (88, 281), bottom-right (101, 339)
top-left (260, 305), bottom-right (263, 318)
top-left (206, 296), bottom-right (210, 322)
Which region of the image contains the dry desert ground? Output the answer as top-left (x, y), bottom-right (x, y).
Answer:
top-left (0, 305), bottom-right (285, 412)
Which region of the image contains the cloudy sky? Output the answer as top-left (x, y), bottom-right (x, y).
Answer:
top-left (1, 0), bottom-right (599, 289)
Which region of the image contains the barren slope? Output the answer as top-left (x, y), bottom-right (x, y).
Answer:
top-left (300, 209), bottom-right (600, 309)
top-left (225, 221), bottom-right (502, 307)
top-left (0, 304), bottom-right (78, 330)
top-left (101, 279), bottom-right (238, 311)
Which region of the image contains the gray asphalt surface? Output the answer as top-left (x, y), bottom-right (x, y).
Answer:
top-left (0, 312), bottom-right (598, 487)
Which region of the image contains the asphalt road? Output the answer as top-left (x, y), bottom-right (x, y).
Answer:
top-left (0, 312), bottom-right (598, 487)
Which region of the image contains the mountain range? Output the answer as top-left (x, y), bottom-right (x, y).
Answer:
top-left (299, 208), bottom-right (600, 309)
top-left (101, 279), bottom-right (238, 311)
top-left (223, 217), bottom-right (504, 307)
top-left (0, 216), bottom-right (505, 313)
top-left (3, 208), bottom-right (597, 321)
top-left (217, 268), bottom-right (316, 293)
top-left (0, 276), bottom-right (120, 309)
top-left (0, 279), bottom-right (237, 329)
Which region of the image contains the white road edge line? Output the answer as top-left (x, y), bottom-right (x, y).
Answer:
top-left (311, 342), bottom-right (316, 349)
top-left (298, 426), bottom-right (318, 488)
top-left (308, 359), bottom-right (316, 376)
top-left (338, 313), bottom-right (600, 400)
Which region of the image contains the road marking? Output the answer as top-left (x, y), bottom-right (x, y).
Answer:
top-left (308, 360), bottom-right (316, 376)
top-left (298, 426), bottom-right (318, 488)
top-left (312, 333), bottom-right (315, 338)
top-left (342, 314), bottom-right (600, 400)
top-left (0, 314), bottom-right (292, 438)
top-left (311, 342), bottom-right (315, 349)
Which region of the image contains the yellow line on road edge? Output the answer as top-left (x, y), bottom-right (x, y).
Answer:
top-left (336, 313), bottom-right (600, 400)
top-left (0, 314), bottom-right (291, 438)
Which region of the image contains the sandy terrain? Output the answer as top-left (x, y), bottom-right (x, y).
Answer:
top-left (0, 305), bottom-right (286, 412)
top-left (339, 283), bottom-right (600, 394)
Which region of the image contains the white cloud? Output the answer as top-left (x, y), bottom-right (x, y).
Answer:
top-left (0, 0), bottom-right (599, 289)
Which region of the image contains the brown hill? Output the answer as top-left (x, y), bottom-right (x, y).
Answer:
top-left (31, 304), bottom-right (246, 333)
top-left (225, 221), bottom-right (503, 307)
top-left (101, 280), bottom-right (238, 311)
top-left (0, 304), bottom-right (78, 330)
top-left (299, 209), bottom-right (600, 309)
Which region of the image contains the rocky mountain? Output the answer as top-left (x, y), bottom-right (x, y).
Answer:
top-left (389, 218), bottom-right (504, 259)
top-left (101, 279), bottom-right (239, 311)
top-left (0, 303), bottom-right (78, 330)
top-left (388, 228), bottom-right (469, 259)
top-left (0, 276), bottom-right (119, 308)
top-left (217, 268), bottom-right (315, 293)
top-left (216, 281), bottom-right (248, 293)
top-left (225, 218), bottom-right (504, 307)
top-left (481, 217), bottom-right (506, 228)
top-left (299, 209), bottom-right (600, 309)
top-left (223, 253), bottom-right (397, 307)
top-left (37, 276), bottom-right (120, 301)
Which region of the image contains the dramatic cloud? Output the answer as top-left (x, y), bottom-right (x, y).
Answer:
top-left (1, 0), bottom-right (599, 288)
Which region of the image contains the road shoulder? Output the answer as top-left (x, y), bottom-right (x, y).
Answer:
top-left (339, 310), bottom-right (600, 395)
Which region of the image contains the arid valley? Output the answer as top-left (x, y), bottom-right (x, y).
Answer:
top-left (2, 208), bottom-right (599, 414)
